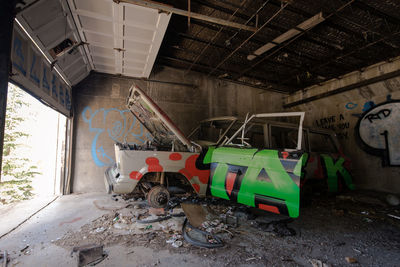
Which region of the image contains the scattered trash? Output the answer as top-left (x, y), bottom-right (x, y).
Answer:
top-left (387, 214), bottom-right (400, 220)
top-left (95, 227), bottom-right (106, 233)
top-left (20, 245), bottom-right (29, 253)
top-left (145, 225), bottom-right (153, 230)
top-left (149, 208), bottom-right (165, 216)
top-left (386, 194), bottom-right (400, 206)
top-left (332, 209), bottom-right (345, 216)
top-left (220, 214), bottom-right (238, 228)
top-left (137, 215), bottom-right (172, 224)
top-left (361, 211), bottom-right (369, 215)
top-left (1, 250), bottom-right (8, 267)
top-left (182, 218), bottom-right (224, 248)
top-left (113, 223), bottom-right (125, 230)
top-left (171, 240), bottom-right (183, 248)
top-left (166, 233), bottom-right (184, 248)
top-left (336, 195), bottom-right (353, 201)
top-left (363, 217), bottom-right (373, 223)
top-left (245, 256), bottom-right (261, 261)
top-left (353, 248), bottom-right (362, 254)
top-left (345, 257), bottom-right (358, 264)
top-left (166, 234), bottom-right (183, 244)
top-left (310, 259), bottom-right (330, 267)
top-left (252, 219), bottom-right (296, 237)
top-left (72, 244), bottom-right (107, 267)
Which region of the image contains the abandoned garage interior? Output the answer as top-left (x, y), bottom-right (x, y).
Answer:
top-left (0, 0), bottom-right (400, 266)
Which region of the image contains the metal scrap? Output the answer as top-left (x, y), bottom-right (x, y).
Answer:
top-left (1, 251), bottom-right (7, 267)
top-left (72, 244), bottom-right (107, 267)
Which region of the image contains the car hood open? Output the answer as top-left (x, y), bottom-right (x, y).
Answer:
top-left (126, 85), bottom-right (192, 151)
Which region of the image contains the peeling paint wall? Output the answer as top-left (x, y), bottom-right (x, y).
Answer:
top-left (71, 67), bottom-right (284, 193)
top-left (289, 77), bottom-right (400, 193)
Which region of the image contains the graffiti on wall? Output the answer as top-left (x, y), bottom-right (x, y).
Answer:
top-left (82, 106), bottom-right (151, 167)
top-left (356, 100), bottom-right (400, 166)
top-left (314, 113), bottom-right (350, 140)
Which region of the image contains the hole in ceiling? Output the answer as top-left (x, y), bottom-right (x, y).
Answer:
top-left (49, 38), bottom-right (75, 59)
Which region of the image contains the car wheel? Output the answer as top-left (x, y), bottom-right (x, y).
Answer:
top-left (147, 185), bottom-right (170, 208)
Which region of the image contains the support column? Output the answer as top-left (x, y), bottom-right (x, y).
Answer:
top-left (0, 1), bottom-right (17, 181)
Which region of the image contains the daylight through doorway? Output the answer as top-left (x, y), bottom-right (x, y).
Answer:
top-left (0, 83), bottom-right (66, 204)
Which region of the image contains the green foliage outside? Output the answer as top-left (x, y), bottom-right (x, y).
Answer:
top-left (0, 84), bottom-right (40, 204)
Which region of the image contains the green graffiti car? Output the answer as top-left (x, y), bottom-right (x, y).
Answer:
top-left (189, 114), bottom-right (354, 196)
top-left (105, 85), bottom-right (354, 219)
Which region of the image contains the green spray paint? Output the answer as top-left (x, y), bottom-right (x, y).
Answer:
top-left (205, 147), bottom-right (305, 218)
top-left (296, 152), bottom-right (309, 178)
top-left (321, 154), bottom-right (354, 192)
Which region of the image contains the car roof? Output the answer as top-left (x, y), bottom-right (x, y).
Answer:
top-left (199, 116), bottom-right (238, 123)
top-left (199, 115), bottom-right (337, 136)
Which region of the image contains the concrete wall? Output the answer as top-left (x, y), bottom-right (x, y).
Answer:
top-left (71, 66), bottom-right (284, 193)
top-left (287, 76), bottom-right (400, 194)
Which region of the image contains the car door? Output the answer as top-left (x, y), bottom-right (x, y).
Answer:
top-left (204, 114), bottom-right (307, 218)
top-left (306, 131), bottom-right (354, 193)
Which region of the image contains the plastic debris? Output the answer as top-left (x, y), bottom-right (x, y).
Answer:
top-left (386, 194), bottom-right (400, 206)
top-left (95, 227), bottom-right (106, 233)
top-left (387, 214), bottom-right (400, 220)
top-left (149, 208), bottom-right (165, 216)
top-left (310, 259), bottom-right (331, 267)
top-left (345, 257), bottom-right (358, 264)
top-left (363, 218), bottom-right (373, 223)
top-left (113, 223), bottom-right (125, 229)
top-left (72, 245), bottom-right (107, 267)
top-left (171, 240), bottom-right (183, 248)
top-left (20, 245), bottom-right (29, 253)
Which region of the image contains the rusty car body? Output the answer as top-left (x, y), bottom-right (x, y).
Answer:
top-left (105, 85), bottom-right (354, 218)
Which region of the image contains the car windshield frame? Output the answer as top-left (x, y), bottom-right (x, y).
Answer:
top-left (221, 112), bottom-right (305, 151)
top-left (188, 117), bottom-right (238, 145)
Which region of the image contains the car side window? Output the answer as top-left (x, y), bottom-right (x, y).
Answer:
top-left (198, 122), bottom-right (221, 143)
top-left (246, 125), bottom-right (265, 149)
top-left (270, 126), bottom-right (299, 150)
top-left (308, 132), bottom-right (338, 153)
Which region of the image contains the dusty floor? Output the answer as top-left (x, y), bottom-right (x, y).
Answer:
top-left (0, 191), bottom-right (399, 267)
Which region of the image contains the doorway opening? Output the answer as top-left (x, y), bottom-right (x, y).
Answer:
top-left (0, 83), bottom-right (67, 205)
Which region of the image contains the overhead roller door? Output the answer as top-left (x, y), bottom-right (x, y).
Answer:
top-left (10, 24), bottom-right (72, 117)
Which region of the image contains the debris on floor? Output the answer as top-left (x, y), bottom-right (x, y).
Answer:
top-left (345, 256), bottom-right (358, 264)
top-left (310, 259), bottom-right (331, 267)
top-left (1, 250), bottom-right (8, 267)
top-left (386, 194), bottom-right (400, 206)
top-left (72, 244), bottom-right (107, 267)
top-left (49, 190), bottom-right (400, 266)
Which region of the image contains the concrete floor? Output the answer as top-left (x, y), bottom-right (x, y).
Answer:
top-left (0, 192), bottom-right (399, 267)
top-left (0, 193), bottom-right (218, 267)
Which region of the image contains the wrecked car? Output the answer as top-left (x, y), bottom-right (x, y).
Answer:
top-left (105, 85), bottom-right (353, 218)
top-left (188, 115), bottom-right (354, 195)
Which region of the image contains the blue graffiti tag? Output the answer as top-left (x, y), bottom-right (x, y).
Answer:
top-left (29, 53), bottom-right (40, 86)
top-left (42, 67), bottom-right (50, 93)
top-left (82, 106), bottom-right (150, 167)
top-left (12, 36), bottom-right (26, 75)
top-left (65, 89), bottom-right (71, 110)
top-left (362, 101), bottom-right (376, 112)
top-left (345, 102), bottom-right (358, 110)
top-left (59, 84), bottom-right (65, 105)
top-left (51, 74), bottom-right (58, 100)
